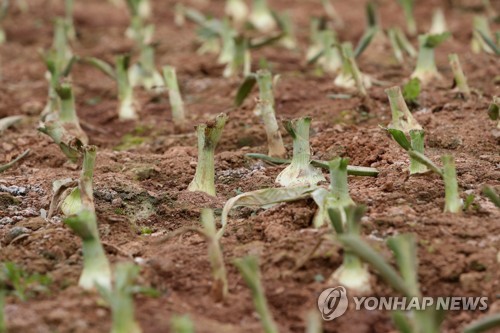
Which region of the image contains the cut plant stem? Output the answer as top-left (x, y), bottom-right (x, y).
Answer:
top-left (200, 208), bottom-right (228, 302)
top-left (409, 130), bottom-right (428, 174)
top-left (488, 96), bottom-right (499, 129)
top-left (225, 0), bottom-right (248, 28)
top-left (386, 86), bottom-right (422, 132)
top-left (249, 0), bottom-right (276, 33)
top-left (64, 0), bottom-right (76, 41)
top-left (116, 55), bottom-right (138, 120)
top-left (398, 0), bottom-right (416, 35)
top-left (442, 155), bottom-right (462, 213)
top-left (256, 69), bottom-right (286, 158)
top-left (55, 82), bottom-right (89, 144)
top-left (275, 117), bottom-right (325, 187)
top-left (429, 8), bottom-right (447, 34)
top-left (96, 263), bottom-right (142, 333)
top-left (328, 205), bottom-right (371, 294)
top-left (319, 30), bottom-right (342, 74)
top-left (448, 54), bottom-right (471, 99)
top-left (188, 114), bottom-right (228, 196)
top-left (63, 209), bottom-right (112, 290)
top-left (234, 256), bottom-right (279, 333)
top-left (411, 33), bottom-right (450, 85)
top-left (162, 66), bottom-right (186, 130)
top-left (334, 42), bottom-right (369, 95)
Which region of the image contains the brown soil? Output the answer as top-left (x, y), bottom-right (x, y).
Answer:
top-left (1, 0), bottom-right (499, 332)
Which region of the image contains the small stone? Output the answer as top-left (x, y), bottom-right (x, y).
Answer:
top-left (4, 226), bottom-right (30, 244)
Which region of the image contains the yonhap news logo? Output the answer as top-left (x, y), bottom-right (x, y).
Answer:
top-left (317, 286), bottom-right (489, 321)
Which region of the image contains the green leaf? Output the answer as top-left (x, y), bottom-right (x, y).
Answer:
top-left (402, 78), bottom-right (421, 104)
top-left (388, 129), bottom-right (412, 151)
top-left (477, 29), bottom-right (500, 55)
top-left (482, 186), bottom-right (500, 208)
top-left (424, 32), bottom-right (451, 48)
top-left (235, 75), bottom-right (257, 107)
top-left (83, 57), bottom-right (117, 80)
top-left (354, 27), bottom-right (376, 58)
top-left (463, 314), bottom-right (500, 333)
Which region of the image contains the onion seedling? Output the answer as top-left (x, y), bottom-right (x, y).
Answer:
top-left (162, 66), bottom-right (186, 130)
top-left (170, 315), bottom-right (194, 333)
top-left (471, 16), bottom-right (496, 54)
top-left (83, 55), bottom-right (138, 120)
top-left (125, 0), bottom-right (151, 37)
top-left (429, 8), bottom-right (447, 35)
top-left (223, 36), bottom-right (251, 78)
top-left (305, 18), bottom-right (323, 63)
top-left (334, 43), bottom-right (370, 95)
top-left (328, 205), bottom-right (372, 294)
top-left (448, 54), bottom-right (471, 99)
top-left (0, 0), bottom-right (9, 44)
top-left (311, 157), bottom-right (355, 228)
top-left (188, 114), bottom-right (228, 196)
top-left (441, 155), bottom-right (462, 214)
top-left (354, 1), bottom-right (387, 58)
top-left (321, 0), bottom-right (343, 28)
top-left (64, 0), bottom-right (76, 41)
top-left (225, 0), bottom-right (248, 28)
top-left (411, 33), bottom-right (450, 85)
top-left (63, 209), bottom-right (112, 290)
top-left (388, 27), bottom-right (417, 64)
top-left (464, 314), bottom-right (500, 333)
top-left (318, 30), bottom-right (342, 75)
top-left (397, 0), bottom-right (417, 35)
top-left (249, 0), bottom-right (277, 33)
top-left (235, 70), bottom-right (286, 157)
top-left (129, 43), bottom-right (164, 92)
top-left (482, 186), bottom-right (500, 208)
top-left (234, 256), bottom-right (279, 333)
top-left (275, 12), bottom-right (297, 50)
top-left (55, 82), bottom-right (88, 144)
top-left (388, 128), bottom-right (428, 175)
top-left (276, 117), bottom-right (325, 187)
top-left (96, 263), bottom-right (142, 333)
top-left (487, 96), bottom-right (499, 129)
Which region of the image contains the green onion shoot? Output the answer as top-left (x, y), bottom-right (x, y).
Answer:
top-left (442, 154), bottom-right (462, 214)
top-left (429, 8), bottom-right (447, 35)
top-left (54, 82), bottom-right (88, 144)
top-left (487, 96), bottom-right (499, 130)
top-left (471, 15), bottom-right (496, 54)
top-left (411, 33), bottom-right (450, 85)
top-left (170, 315), bottom-right (195, 333)
top-left (129, 43), bottom-right (164, 92)
top-left (188, 113), bottom-right (228, 196)
top-left (249, 0), bottom-right (277, 33)
top-left (234, 256), bottom-right (279, 333)
top-left (334, 42), bottom-right (370, 95)
top-left (162, 66), bottom-right (186, 131)
top-left (63, 209), bottom-right (112, 290)
top-left (96, 263), bottom-right (142, 333)
top-left (225, 0), bottom-right (248, 28)
top-left (448, 53), bottom-right (471, 99)
top-left (64, 0), bottom-right (76, 41)
top-left (328, 205), bottom-right (372, 294)
top-left (318, 30), bottom-right (342, 75)
top-left (275, 117), bottom-right (325, 187)
top-left (397, 0), bottom-right (417, 36)
top-left (386, 86), bottom-right (422, 132)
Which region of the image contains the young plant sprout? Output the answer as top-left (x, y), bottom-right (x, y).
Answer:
top-left (311, 157), bottom-right (355, 228)
top-left (54, 82), bottom-right (88, 144)
top-left (129, 43), bottom-right (164, 92)
top-left (388, 128), bottom-right (428, 175)
top-left (334, 42), bottom-right (370, 96)
top-left (217, 19), bottom-right (236, 65)
top-left (487, 96), bottom-right (499, 130)
top-left (0, 0), bottom-right (8, 44)
top-left (63, 209), bottom-right (112, 290)
top-left (448, 54), bottom-right (471, 99)
top-left (429, 8), bottom-right (447, 35)
top-left (328, 205), bottom-right (371, 294)
top-left (234, 70), bottom-right (285, 155)
top-left (249, 0), bottom-right (277, 33)
top-left (354, 1), bottom-right (387, 58)
top-left (64, 0), bottom-right (76, 41)
top-left (471, 15), bottom-right (495, 54)
top-left (223, 36), bottom-right (251, 78)
top-left (162, 66), bottom-right (186, 130)
top-left (225, 0), bottom-right (249, 28)
top-left (234, 256), bottom-right (279, 333)
top-left (388, 27), bottom-right (417, 64)
top-left (321, 0), bottom-right (343, 28)
top-left (170, 315), bottom-right (195, 333)
top-left (318, 30), bottom-right (342, 75)
top-left (411, 33), bottom-right (450, 85)
top-left (441, 155), bottom-right (462, 213)
top-left (397, 0), bottom-right (417, 35)
top-left (305, 18), bottom-right (322, 63)
top-left (275, 12), bottom-right (297, 50)
top-left (188, 114), bottom-right (228, 196)
top-left (464, 314), bottom-right (500, 333)
top-left (96, 263), bottom-right (142, 333)
top-left (275, 117), bottom-right (325, 187)
top-left (482, 186), bottom-right (500, 208)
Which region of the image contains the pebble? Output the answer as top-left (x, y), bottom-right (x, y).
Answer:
top-left (0, 185), bottom-right (27, 196)
top-left (4, 226), bottom-right (30, 244)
